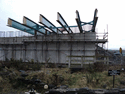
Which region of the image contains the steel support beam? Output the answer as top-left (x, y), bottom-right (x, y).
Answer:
top-left (7, 18), bottom-right (35, 35)
top-left (23, 16), bottom-right (51, 35)
top-left (57, 12), bottom-right (73, 33)
top-left (39, 14), bottom-right (63, 34)
top-left (76, 10), bottom-right (83, 33)
top-left (92, 9), bottom-right (98, 32)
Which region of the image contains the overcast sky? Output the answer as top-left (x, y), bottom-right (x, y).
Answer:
top-left (0, 0), bottom-right (125, 50)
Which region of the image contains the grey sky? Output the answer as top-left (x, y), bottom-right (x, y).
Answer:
top-left (0, 0), bottom-right (125, 50)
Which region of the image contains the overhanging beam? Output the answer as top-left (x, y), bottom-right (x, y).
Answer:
top-left (75, 10), bottom-right (83, 33)
top-left (23, 16), bottom-right (51, 35)
top-left (57, 12), bottom-right (73, 33)
top-left (92, 17), bottom-right (98, 32)
top-left (7, 18), bottom-right (36, 35)
top-left (39, 14), bottom-right (63, 34)
top-left (92, 9), bottom-right (98, 32)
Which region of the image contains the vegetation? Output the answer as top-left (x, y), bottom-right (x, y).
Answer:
top-left (0, 59), bottom-right (125, 93)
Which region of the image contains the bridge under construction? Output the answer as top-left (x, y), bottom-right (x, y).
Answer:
top-left (0, 9), bottom-right (108, 67)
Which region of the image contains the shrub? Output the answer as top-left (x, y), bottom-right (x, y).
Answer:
top-left (86, 72), bottom-right (102, 85)
top-left (93, 62), bottom-right (106, 72)
top-left (86, 63), bottom-right (95, 73)
top-left (68, 76), bottom-right (77, 86)
top-left (31, 59), bottom-right (34, 63)
top-left (86, 73), bottom-right (94, 84)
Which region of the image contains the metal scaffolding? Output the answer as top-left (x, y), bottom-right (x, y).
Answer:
top-left (0, 9), bottom-right (109, 68)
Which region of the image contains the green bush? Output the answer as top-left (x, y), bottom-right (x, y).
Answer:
top-left (86, 72), bottom-right (102, 85)
top-left (4, 58), bottom-right (42, 71)
top-left (86, 63), bottom-right (95, 73)
top-left (85, 62), bottom-right (106, 73)
top-left (86, 73), bottom-right (94, 84)
top-left (68, 76), bottom-right (77, 86)
top-left (93, 62), bottom-right (106, 72)
top-left (30, 59), bottom-right (34, 63)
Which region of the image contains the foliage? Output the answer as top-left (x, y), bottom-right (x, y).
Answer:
top-left (1, 63), bottom-right (125, 93)
top-left (4, 58), bottom-right (42, 71)
top-left (85, 62), bottom-right (106, 73)
top-left (46, 63), bottom-right (56, 68)
top-left (68, 76), bottom-right (77, 86)
top-left (86, 73), bottom-right (94, 84)
top-left (93, 62), bottom-right (106, 72)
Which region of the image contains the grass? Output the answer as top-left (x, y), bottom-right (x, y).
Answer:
top-left (1, 61), bottom-right (125, 93)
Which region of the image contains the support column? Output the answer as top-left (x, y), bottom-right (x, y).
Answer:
top-left (57, 41), bottom-right (60, 63)
top-left (41, 37), bottom-right (43, 63)
top-left (104, 57), bottom-right (106, 64)
top-left (35, 30), bottom-right (37, 39)
top-left (56, 35), bottom-right (60, 64)
top-left (12, 44), bottom-right (14, 59)
top-left (81, 56), bottom-right (83, 67)
top-left (23, 44), bottom-right (26, 62)
top-left (107, 57), bottom-right (109, 64)
top-left (83, 33), bottom-right (85, 67)
top-left (45, 36), bottom-right (48, 63)
top-left (69, 36), bottom-right (72, 68)
top-left (34, 40), bottom-right (37, 62)
top-left (4, 45), bottom-right (7, 60)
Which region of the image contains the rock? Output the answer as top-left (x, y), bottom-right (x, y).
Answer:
top-left (2, 65), bottom-right (5, 68)
top-left (94, 89), bottom-right (105, 94)
top-left (48, 84), bottom-right (56, 89)
top-left (121, 68), bottom-right (124, 71)
top-left (102, 84), bottom-right (107, 89)
top-left (45, 87), bottom-right (125, 94)
top-left (66, 88), bottom-right (77, 94)
top-left (25, 88), bottom-right (41, 94)
top-left (19, 70), bottom-right (28, 77)
top-left (77, 87), bottom-right (90, 93)
top-left (19, 70), bottom-right (25, 73)
top-left (105, 88), bottom-right (119, 94)
top-left (119, 88), bottom-right (125, 93)
top-left (44, 85), bottom-right (48, 89)
top-left (70, 68), bottom-right (83, 73)
top-left (3, 68), bottom-right (7, 72)
top-left (35, 79), bottom-right (41, 84)
top-left (21, 73), bottom-right (28, 77)
top-left (39, 82), bottom-right (45, 86)
top-left (58, 85), bottom-right (68, 89)
top-left (120, 81), bottom-right (125, 85)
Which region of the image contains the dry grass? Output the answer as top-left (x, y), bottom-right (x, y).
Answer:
top-left (1, 63), bottom-right (125, 93)
top-left (25, 67), bottom-right (125, 89)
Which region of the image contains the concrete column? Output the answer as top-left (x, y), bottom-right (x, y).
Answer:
top-left (107, 57), bottom-right (109, 64)
top-left (94, 56), bottom-right (96, 63)
top-left (12, 44), bottom-right (14, 59)
top-left (34, 40), bottom-right (37, 62)
top-left (81, 56), bottom-right (83, 68)
top-left (68, 57), bottom-right (71, 68)
top-left (4, 46), bottom-right (7, 61)
top-left (23, 44), bottom-right (26, 62)
top-left (41, 41), bottom-right (43, 63)
top-left (69, 36), bottom-right (72, 68)
top-left (45, 39), bottom-right (48, 63)
top-left (104, 57), bottom-right (106, 64)
top-left (57, 41), bottom-right (60, 63)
